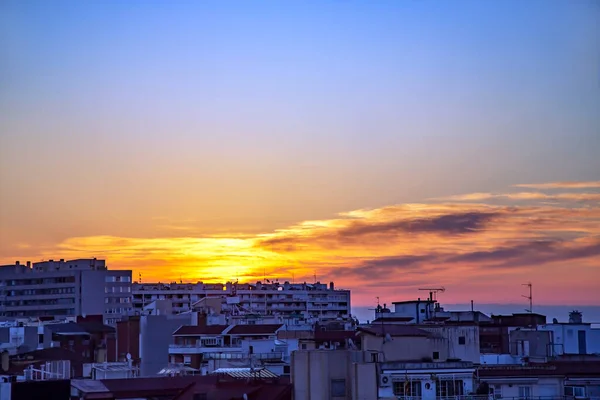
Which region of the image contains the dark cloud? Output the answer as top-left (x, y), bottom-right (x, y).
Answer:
top-left (326, 238), bottom-right (600, 283)
top-left (446, 241), bottom-right (559, 264)
top-left (339, 211), bottom-right (499, 237)
top-left (259, 211), bottom-right (501, 250)
top-left (332, 255), bottom-right (442, 280)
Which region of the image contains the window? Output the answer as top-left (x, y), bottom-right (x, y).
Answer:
top-left (330, 379), bottom-right (346, 397)
top-left (492, 385), bottom-right (502, 400)
top-left (393, 381), bottom-right (421, 397)
top-left (371, 352), bottom-right (379, 363)
top-left (301, 344), bottom-right (307, 350)
top-left (38, 334), bottom-right (43, 344)
top-left (564, 386), bottom-right (585, 398)
top-left (283, 365), bottom-right (290, 374)
top-left (518, 386), bottom-right (531, 399)
top-left (437, 380), bottom-right (464, 397)
top-left (201, 337), bottom-right (220, 347)
top-left (432, 351), bottom-right (440, 360)
top-left (458, 336), bottom-right (466, 345)
top-left (183, 355), bottom-right (191, 365)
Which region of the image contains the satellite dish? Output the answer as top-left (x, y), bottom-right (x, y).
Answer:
top-left (126, 353), bottom-right (132, 360)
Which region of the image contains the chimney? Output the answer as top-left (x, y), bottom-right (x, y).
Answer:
top-left (26, 261), bottom-right (31, 268)
top-left (15, 261), bottom-right (19, 266)
top-left (329, 282), bottom-right (334, 290)
top-left (1, 351), bottom-right (9, 372)
top-left (196, 313), bottom-right (207, 327)
top-left (96, 348), bottom-right (106, 363)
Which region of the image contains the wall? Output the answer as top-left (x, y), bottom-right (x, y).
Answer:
top-left (117, 316), bottom-right (140, 362)
top-left (292, 350), bottom-right (377, 400)
top-left (538, 324), bottom-right (598, 355)
top-left (509, 329), bottom-right (552, 358)
top-left (80, 271), bottom-right (106, 317)
top-left (139, 313), bottom-right (191, 376)
top-left (361, 335), bottom-right (442, 362)
top-left (490, 377), bottom-right (562, 399)
top-left (419, 325), bottom-right (480, 363)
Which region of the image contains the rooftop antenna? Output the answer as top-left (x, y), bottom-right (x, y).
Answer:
top-left (418, 287), bottom-right (446, 302)
top-left (522, 282), bottom-right (534, 328)
top-left (522, 283), bottom-right (533, 313)
top-left (314, 271), bottom-right (317, 283)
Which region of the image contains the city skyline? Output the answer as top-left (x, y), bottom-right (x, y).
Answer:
top-left (1, 1), bottom-right (599, 307)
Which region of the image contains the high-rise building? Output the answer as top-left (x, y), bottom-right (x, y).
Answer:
top-left (0, 258), bottom-right (132, 325)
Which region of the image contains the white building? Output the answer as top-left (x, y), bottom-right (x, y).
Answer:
top-left (0, 259), bottom-right (132, 325)
top-left (378, 361), bottom-right (476, 400)
top-left (375, 299), bottom-right (491, 325)
top-left (168, 322), bottom-right (287, 373)
top-left (133, 280), bottom-right (351, 321)
top-left (536, 311), bottom-right (600, 356)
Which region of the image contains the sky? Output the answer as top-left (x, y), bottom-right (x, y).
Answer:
top-left (1, 0), bottom-right (599, 308)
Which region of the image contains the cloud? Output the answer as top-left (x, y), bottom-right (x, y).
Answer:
top-left (433, 192), bottom-right (600, 203)
top-left (258, 210), bottom-right (502, 250)
top-left (514, 181), bottom-right (600, 189)
top-left (2, 181), bottom-right (599, 305)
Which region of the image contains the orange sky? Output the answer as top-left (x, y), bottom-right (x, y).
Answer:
top-left (2, 181), bottom-right (599, 307)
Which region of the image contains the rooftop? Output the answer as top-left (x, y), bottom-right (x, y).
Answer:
top-left (358, 325), bottom-right (431, 337)
top-left (211, 367), bottom-right (279, 379)
top-left (173, 325), bottom-right (229, 336)
top-left (227, 324), bottom-right (283, 335)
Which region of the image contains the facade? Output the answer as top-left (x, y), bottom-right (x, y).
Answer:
top-left (168, 322), bottom-right (286, 373)
top-left (0, 259), bottom-right (132, 325)
top-left (357, 324), bottom-right (480, 364)
top-left (375, 299), bottom-right (492, 325)
top-left (379, 360), bottom-right (476, 400)
top-left (291, 350), bottom-right (378, 400)
top-left (479, 361), bottom-right (600, 400)
top-left (133, 280), bottom-right (351, 321)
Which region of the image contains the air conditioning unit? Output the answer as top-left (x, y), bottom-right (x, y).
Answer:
top-left (380, 374), bottom-right (392, 387)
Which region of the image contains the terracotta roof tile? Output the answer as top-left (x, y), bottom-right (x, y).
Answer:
top-left (173, 325), bottom-right (229, 335)
top-left (227, 324), bottom-right (283, 335)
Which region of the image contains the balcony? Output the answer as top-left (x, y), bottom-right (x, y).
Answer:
top-left (391, 397), bottom-right (577, 400)
top-left (168, 343), bottom-right (242, 355)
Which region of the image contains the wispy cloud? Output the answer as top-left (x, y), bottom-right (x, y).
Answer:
top-left (2, 181), bottom-right (599, 305)
top-left (433, 192), bottom-right (600, 203)
top-left (514, 181), bottom-right (600, 189)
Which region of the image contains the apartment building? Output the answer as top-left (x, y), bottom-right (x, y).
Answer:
top-left (0, 259), bottom-right (132, 325)
top-left (133, 280), bottom-right (351, 321)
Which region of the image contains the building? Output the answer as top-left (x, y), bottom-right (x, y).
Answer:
top-left (133, 280), bottom-right (351, 321)
top-left (70, 375), bottom-right (293, 400)
top-left (375, 299), bottom-right (492, 325)
top-left (291, 350), bottom-right (378, 400)
top-left (478, 360), bottom-right (600, 399)
top-left (169, 321), bottom-right (286, 374)
top-left (536, 311), bottom-right (600, 356)
top-left (0, 259), bottom-right (132, 325)
top-left (480, 313), bottom-right (547, 354)
top-left (379, 360), bottom-right (476, 400)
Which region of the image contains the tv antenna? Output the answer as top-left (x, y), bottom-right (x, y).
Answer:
top-left (522, 283), bottom-right (533, 313)
top-left (418, 287), bottom-right (446, 302)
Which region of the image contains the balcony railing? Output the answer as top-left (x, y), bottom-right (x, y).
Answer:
top-left (392, 397), bottom-right (589, 400)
